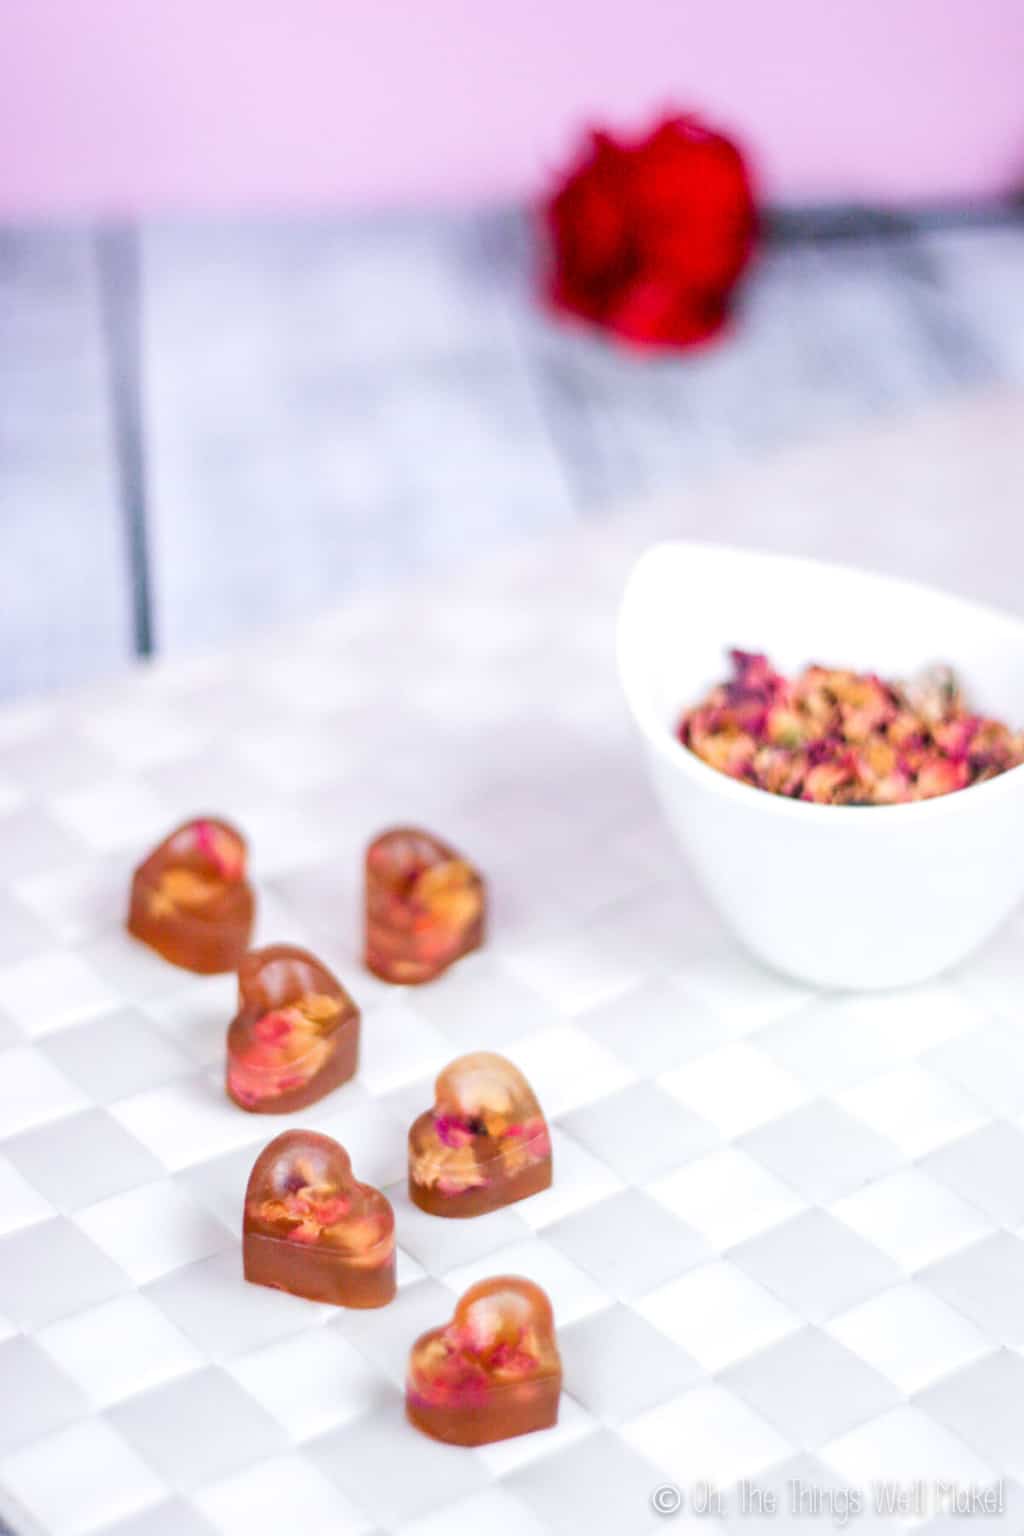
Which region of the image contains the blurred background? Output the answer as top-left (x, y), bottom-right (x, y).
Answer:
top-left (2, 0), bottom-right (1023, 699)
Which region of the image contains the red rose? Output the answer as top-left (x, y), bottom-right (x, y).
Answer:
top-left (542, 115), bottom-right (757, 349)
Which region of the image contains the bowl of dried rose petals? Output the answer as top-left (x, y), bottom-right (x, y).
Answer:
top-left (618, 542), bottom-right (1024, 988)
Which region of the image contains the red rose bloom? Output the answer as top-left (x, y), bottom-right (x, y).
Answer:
top-left (543, 115), bottom-right (757, 349)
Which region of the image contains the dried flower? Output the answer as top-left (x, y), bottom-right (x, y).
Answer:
top-left (679, 651), bottom-right (1024, 805)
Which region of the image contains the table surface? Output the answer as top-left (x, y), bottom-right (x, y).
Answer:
top-left (3, 209), bottom-right (1024, 699)
top-left (3, 402), bottom-right (1024, 1536)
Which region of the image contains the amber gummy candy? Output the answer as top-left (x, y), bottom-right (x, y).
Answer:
top-left (243, 1130), bottom-right (395, 1308)
top-left (126, 816), bottom-right (254, 974)
top-left (406, 1276), bottom-right (561, 1445)
top-left (409, 1052), bottom-right (552, 1218)
top-left (226, 944), bottom-right (359, 1113)
top-left (364, 827), bottom-right (484, 984)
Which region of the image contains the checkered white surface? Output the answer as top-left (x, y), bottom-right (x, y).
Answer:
top-left (2, 517), bottom-right (1023, 1536)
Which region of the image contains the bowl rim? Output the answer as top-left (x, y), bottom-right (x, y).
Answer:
top-left (617, 539), bottom-right (1024, 824)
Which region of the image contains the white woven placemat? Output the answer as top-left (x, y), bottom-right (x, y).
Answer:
top-left (4, 418), bottom-right (1024, 1535)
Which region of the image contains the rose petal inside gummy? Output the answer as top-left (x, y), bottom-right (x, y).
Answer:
top-left (229, 996), bottom-right (339, 1103)
top-left (406, 1276), bottom-right (561, 1443)
top-left (365, 828), bottom-right (485, 983)
top-left (409, 1052), bottom-right (552, 1213)
top-left (127, 816), bottom-right (254, 974)
top-left (227, 946), bottom-right (359, 1113)
top-left (245, 1136), bottom-right (396, 1265)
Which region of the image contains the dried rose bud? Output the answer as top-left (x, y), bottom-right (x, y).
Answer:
top-left (903, 663), bottom-right (961, 723)
top-left (916, 758), bottom-right (970, 799)
top-left (679, 650), bottom-right (1023, 806)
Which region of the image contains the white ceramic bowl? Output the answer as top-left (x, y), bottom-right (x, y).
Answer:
top-left (617, 541), bottom-right (1024, 990)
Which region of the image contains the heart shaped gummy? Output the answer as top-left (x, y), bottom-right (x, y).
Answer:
top-left (227, 944), bottom-right (360, 1113)
top-left (406, 1276), bottom-right (561, 1445)
top-left (408, 1052), bottom-right (552, 1217)
top-left (127, 816), bottom-right (255, 974)
top-left (243, 1130), bottom-right (395, 1308)
top-left (364, 826), bottom-right (485, 984)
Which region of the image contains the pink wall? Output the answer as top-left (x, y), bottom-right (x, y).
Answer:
top-left (1, 0), bottom-right (1022, 217)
